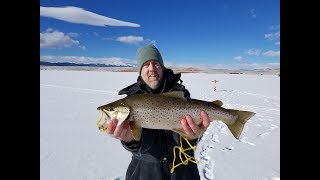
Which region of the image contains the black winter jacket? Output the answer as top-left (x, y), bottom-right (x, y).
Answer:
top-left (118, 68), bottom-right (201, 180)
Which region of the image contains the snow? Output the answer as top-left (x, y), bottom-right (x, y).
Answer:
top-left (40, 70), bottom-right (280, 180)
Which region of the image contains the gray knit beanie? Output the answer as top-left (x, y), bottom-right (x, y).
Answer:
top-left (136, 44), bottom-right (164, 75)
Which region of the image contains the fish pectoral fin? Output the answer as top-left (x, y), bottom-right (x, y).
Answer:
top-left (213, 100), bottom-right (223, 107)
top-left (129, 122), bottom-right (142, 141)
top-left (115, 113), bottom-right (129, 127)
top-left (161, 91), bottom-right (187, 101)
top-left (112, 107), bottom-right (130, 127)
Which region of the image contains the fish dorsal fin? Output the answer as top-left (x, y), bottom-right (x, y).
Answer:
top-left (161, 91), bottom-right (187, 101)
top-left (213, 100), bottom-right (223, 106)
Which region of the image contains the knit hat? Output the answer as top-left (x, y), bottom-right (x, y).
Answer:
top-left (136, 44), bottom-right (164, 75)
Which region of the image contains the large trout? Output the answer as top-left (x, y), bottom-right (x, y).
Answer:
top-left (97, 91), bottom-right (255, 140)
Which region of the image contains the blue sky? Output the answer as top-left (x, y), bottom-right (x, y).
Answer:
top-left (40, 0), bottom-right (280, 69)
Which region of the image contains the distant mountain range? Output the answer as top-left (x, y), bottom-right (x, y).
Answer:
top-left (40, 61), bottom-right (135, 67)
top-left (40, 61), bottom-right (279, 75)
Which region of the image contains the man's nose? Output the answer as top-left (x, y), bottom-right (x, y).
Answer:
top-left (148, 63), bottom-right (156, 70)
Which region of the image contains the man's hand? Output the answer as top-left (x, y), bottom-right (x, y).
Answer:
top-left (180, 111), bottom-right (210, 140)
top-left (106, 119), bottom-right (135, 143)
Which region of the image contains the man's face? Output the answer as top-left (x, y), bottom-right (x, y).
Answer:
top-left (140, 60), bottom-right (163, 90)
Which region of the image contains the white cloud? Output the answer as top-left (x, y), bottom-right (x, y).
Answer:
top-left (262, 50), bottom-right (280, 57)
top-left (40, 55), bottom-right (135, 66)
top-left (264, 31), bottom-right (280, 40)
top-left (244, 49), bottom-right (261, 56)
top-left (250, 8), bottom-right (256, 18)
top-left (275, 42), bottom-right (280, 45)
top-left (107, 36), bottom-right (155, 46)
top-left (40, 6), bottom-right (140, 27)
top-left (269, 25), bottom-right (280, 30)
top-left (40, 29), bottom-right (84, 49)
top-left (234, 56), bottom-right (245, 62)
top-left (93, 32), bottom-right (99, 36)
top-left (264, 33), bottom-right (273, 40)
top-left (67, 32), bottom-right (79, 37)
top-left (79, 46), bottom-right (86, 50)
top-left (116, 36), bottom-right (144, 44)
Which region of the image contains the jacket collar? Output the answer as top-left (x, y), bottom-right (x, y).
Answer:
top-left (118, 68), bottom-right (182, 95)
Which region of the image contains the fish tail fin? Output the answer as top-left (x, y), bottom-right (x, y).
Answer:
top-left (227, 110), bottom-right (255, 139)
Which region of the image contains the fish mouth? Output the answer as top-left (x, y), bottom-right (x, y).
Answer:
top-left (101, 110), bottom-right (111, 121)
top-left (96, 103), bottom-right (130, 132)
top-left (97, 105), bottom-right (104, 110)
top-left (96, 110), bottom-right (110, 132)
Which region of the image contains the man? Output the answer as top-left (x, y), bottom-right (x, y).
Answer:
top-left (106, 44), bottom-right (210, 180)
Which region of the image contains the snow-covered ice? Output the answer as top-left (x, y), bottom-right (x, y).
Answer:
top-left (40, 70), bottom-right (280, 180)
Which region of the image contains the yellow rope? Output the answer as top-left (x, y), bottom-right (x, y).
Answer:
top-left (170, 134), bottom-right (199, 173)
top-left (96, 111), bottom-right (107, 132)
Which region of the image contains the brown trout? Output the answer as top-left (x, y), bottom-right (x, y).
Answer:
top-left (97, 91), bottom-right (255, 140)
